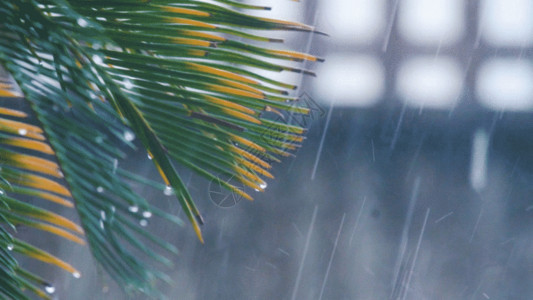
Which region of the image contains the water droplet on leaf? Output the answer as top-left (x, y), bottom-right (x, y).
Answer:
top-left (45, 285), bottom-right (55, 294)
top-left (18, 129), bottom-right (27, 136)
top-left (123, 131), bottom-right (135, 142)
top-left (96, 186), bottom-right (104, 193)
top-left (139, 219), bottom-right (148, 227)
top-left (7, 244), bottom-right (13, 251)
top-left (128, 205), bottom-right (139, 213)
top-left (92, 55), bottom-right (103, 65)
top-left (123, 80), bottom-right (133, 90)
top-left (72, 272), bottom-right (81, 279)
top-left (77, 18), bottom-right (88, 28)
top-left (142, 211), bottom-right (152, 218)
top-left (164, 186), bottom-right (173, 196)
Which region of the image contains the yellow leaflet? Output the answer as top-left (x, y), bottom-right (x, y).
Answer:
top-left (171, 37), bottom-right (212, 47)
top-left (21, 173), bottom-right (72, 197)
top-left (34, 212), bottom-right (84, 234)
top-left (0, 118), bottom-right (45, 140)
top-left (237, 175), bottom-right (263, 192)
top-left (258, 17), bottom-right (314, 31)
top-left (220, 107), bottom-right (261, 124)
top-left (183, 199), bottom-right (204, 243)
top-left (0, 108), bottom-right (27, 118)
top-left (161, 6), bottom-right (210, 17)
top-left (0, 88), bottom-right (22, 98)
top-left (235, 157), bottom-right (274, 179)
top-left (218, 78), bottom-right (265, 96)
top-left (229, 184), bottom-right (253, 201)
top-left (230, 134), bottom-right (266, 153)
top-left (231, 145), bottom-right (271, 169)
top-left (179, 30), bottom-right (225, 41)
top-left (205, 95), bottom-right (255, 115)
top-left (186, 62), bottom-right (259, 85)
top-left (33, 223), bottom-right (85, 245)
top-left (167, 17), bottom-right (216, 29)
top-left (267, 49), bottom-right (318, 62)
top-left (208, 84), bottom-right (263, 99)
top-left (36, 191), bottom-right (73, 207)
top-left (23, 250), bottom-right (78, 274)
top-left (10, 154), bottom-right (61, 178)
top-left (1, 137), bottom-right (54, 154)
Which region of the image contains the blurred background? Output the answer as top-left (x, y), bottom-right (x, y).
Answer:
top-left (29, 0), bottom-right (533, 299)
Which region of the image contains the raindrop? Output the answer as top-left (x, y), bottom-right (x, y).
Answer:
top-left (96, 186), bottom-right (104, 193)
top-left (99, 220), bottom-right (104, 229)
top-left (147, 153), bottom-right (153, 160)
top-left (255, 181), bottom-right (268, 192)
top-left (111, 206), bottom-right (116, 213)
top-left (45, 285), bottom-right (55, 294)
top-left (18, 128), bottom-right (27, 136)
top-left (0, 190), bottom-right (4, 196)
top-left (7, 244), bottom-right (13, 251)
top-left (57, 170), bottom-right (64, 178)
top-left (112, 159), bottom-right (118, 174)
top-left (128, 205), bottom-right (139, 213)
top-left (100, 210), bottom-right (106, 220)
top-left (77, 18), bottom-right (88, 28)
top-left (92, 55), bottom-right (103, 65)
top-left (123, 80), bottom-right (133, 90)
top-left (142, 211), bottom-right (152, 218)
top-left (163, 186), bottom-right (173, 196)
top-left (139, 219), bottom-right (148, 227)
top-left (72, 272), bottom-right (81, 279)
top-left (95, 136), bottom-right (103, 144)
top-left (123, 131), bottom-right (135, 142)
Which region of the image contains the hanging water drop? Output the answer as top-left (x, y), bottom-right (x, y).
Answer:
top-left (96, 186), bottom-right (104, 193)
top-left (77, 18), bottom-right (88, 28)
top-left (139, 219), bottom-right (148, 227)
top-left (72, 272), bottom-right (81, 279)
top-left (7, 244), bottom-right (13, 251)
top-left (45, 285), bottom-right (55, 294)
top-left (112, 159), bottom-right (118, 174)
top-left (100, 210), bottom-right (106, 220)
top-left (123, 131), bottom-right (135, 142)
top-left (164, 186), bottom-right (173, 196)
top-left (142, 211), bottom-right (152, 218)
top-left (123, 79), bottom-right (133, 90)
top-left (128, 205), bottom-right (139, 213)
top-left (0, 190), bottom-right (4, 196)
top-left (18, 128), bottom-right (27, 136)
top-left (147, 153), bottom-right (153, 160)
top-left (92, 54), bottom-right (103, 65)
top-left (255, 182), bottom-right (268, 191)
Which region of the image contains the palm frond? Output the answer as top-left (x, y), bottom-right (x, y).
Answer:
top-left (0, 0), bottom-right (318, 297)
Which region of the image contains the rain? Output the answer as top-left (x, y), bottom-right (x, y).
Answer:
top-left (14, 0), bottom-right (533, 299)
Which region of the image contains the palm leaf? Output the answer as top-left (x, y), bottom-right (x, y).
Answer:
top-left (0, 0), bottom-right (319, 298)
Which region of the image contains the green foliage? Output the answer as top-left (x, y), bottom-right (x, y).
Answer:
top-left (0, 0), bottom-right (318, 298)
